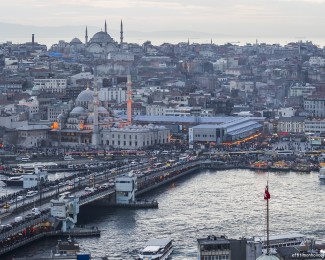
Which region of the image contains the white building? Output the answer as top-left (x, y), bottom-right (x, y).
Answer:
top-left (101, 125), bottom-right (170, 149)
top-left (304, 96), bottom-right (325, 117)
top-left (115, 171), bottom-right (137, 204)
top-left (18, 97), bottom-right (39, 118)
top-left (277, 117), bottom-right (305, 133)
top-left (289, 83), bottom-right (315, 98)
top-left (305, 119), bottom-right (325, 134)
top-left (33, 78), bottom-right (67, 93)
top-left (99, 87), bottom-right (127, 104)
top-left (146, 104), bottom-right (167, 116)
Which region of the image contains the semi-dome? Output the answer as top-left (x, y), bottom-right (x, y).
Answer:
top-left (89, 31), bottom-right (115, 45)
top-left (98, 106), bottom-right (108, 114)
top-left (70, 38), bottom-right (82, 45)
top-left (70, 106), bottom-right (86, 115)
top-left (76, 88), bottom-right (94, 102)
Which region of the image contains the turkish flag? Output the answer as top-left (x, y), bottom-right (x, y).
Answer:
top-left (264, 186), bottom-right (270, 200)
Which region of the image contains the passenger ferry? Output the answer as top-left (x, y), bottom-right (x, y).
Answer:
top-left (138, 238), bottom-right (173, 260)
top-left (253, 233), bottom-right (307, 254)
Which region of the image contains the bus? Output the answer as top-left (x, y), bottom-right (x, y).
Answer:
top-left (59, 191), bottom-right (71, 199)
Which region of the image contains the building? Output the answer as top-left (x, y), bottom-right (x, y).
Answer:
top-left (16, 125), bottom-right (50, 148)
top-left (304, 118), bottom-right (325, 134)
top-left (189, 118), bottom-right (262, 144)
top-left (33, 78), bottom-right (67, 94)
top-left (304, 96), bottom-right (325, 117)
top-left (115, 171), bottom-right (137, 204)
top-left (197, 235), bottom-right (263, 260)
top-left (101, 125), bottom-right (170, 149)
top-left (197, 235), bottom-right (231, 260)
top-left (277, 117), bottom-right (305, 133)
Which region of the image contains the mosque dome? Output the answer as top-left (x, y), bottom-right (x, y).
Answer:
top-left (70, 38), bottom-right (82, 45)
top-left (70, 106), bottom-right (86, 115)
top-left (89, 31), bottom-right (115, 45)
top-left (76, 88), bottom-right (94, 102)
top-left (98, 106), bottom-right (108, 114)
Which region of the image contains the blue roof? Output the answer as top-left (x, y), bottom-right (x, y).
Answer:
top-left (133, 115), bottom-right (264, 124)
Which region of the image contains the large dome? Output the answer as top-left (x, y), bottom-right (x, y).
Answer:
top-left (70, 38), bottom-right (82, 45)
top-left (89, 31), bottom-right (115, 45)
top-left (70, 106), bottom-right (86, 115)
top-left (76, 88), bottom-right (94, 102)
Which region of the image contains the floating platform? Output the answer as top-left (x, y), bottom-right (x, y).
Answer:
top-left (112, 200), bottom-right (158, 209)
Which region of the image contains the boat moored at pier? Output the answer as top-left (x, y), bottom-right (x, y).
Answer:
top-left (138, 238), bottom-right (173, 260)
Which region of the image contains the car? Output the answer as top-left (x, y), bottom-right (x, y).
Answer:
top-left (84, 187), bottom-right (95, 192)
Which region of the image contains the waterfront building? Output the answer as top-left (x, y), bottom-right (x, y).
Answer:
top-left (101, 125), bottom-right (170, 149)
top-left (189, 118), bottom-right (262, 144)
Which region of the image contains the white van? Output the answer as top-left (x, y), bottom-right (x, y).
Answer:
top-left (31, 207), bottom-right (41, 216)
top-left (161, 151), bottom-right (169, 155)
top-left (26, 191), bottom-right (38, 197)
top-left (64, 155), bottom-right (74, 161)
top-left (21, 157), bottom-right (31, 162)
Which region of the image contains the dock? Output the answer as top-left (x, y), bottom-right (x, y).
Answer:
top-left (112, 200), bottom-right (158, 209)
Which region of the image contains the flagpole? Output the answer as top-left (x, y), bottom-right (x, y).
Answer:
top-left (266, 183), bottom-right (269, 255)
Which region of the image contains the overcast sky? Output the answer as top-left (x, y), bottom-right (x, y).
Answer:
top-left (1, 0), bottom-right (325, 39)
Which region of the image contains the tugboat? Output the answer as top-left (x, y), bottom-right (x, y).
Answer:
top-left (138, 238), bottom-right (173, 260)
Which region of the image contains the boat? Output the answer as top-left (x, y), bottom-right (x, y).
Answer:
top-left (3, 167), bottom-right (48, 188)
top-left (253, 233), bottom-right (307, 254)
top-left (292, 164), bottom-right (311, 173)
top-left (319, 167), bottom-right (325, 183)
top-left (2, 176), bottom-right (23, 186)
top-left (138, 238), bottom-right (173, 260)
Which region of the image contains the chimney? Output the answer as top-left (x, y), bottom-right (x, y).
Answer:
top-left (32, 34), bottom-right (35, 48)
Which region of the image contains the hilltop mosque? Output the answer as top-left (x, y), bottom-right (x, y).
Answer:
top-left (85, 20), bottom-right (123, 58)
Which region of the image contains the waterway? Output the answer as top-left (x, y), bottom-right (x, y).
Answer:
top-left (4, 169), bottom-right (325, 259)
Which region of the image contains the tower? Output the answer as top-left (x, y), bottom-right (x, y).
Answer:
top-left (127, 73), bottom-right (132, 125)
top-left (85, 26), bottom-right (88, 44)
top-left (32, 34), bottom-right (35, 49)
top-left (105, 20), bottom-right (107, 33)
top-left (92, 72), bottom-right (100, 147)
top-left (120, 19), bottom-right (124, 46)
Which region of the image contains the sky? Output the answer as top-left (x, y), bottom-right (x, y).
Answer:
top-left (1, 0), bottom-right (325, 42)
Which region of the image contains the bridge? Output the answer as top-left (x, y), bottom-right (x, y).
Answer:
top-left (0, 158), bottom-right (227, 256)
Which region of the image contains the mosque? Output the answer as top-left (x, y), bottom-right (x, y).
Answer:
top-left (50, 76), bottom-right (170, 149)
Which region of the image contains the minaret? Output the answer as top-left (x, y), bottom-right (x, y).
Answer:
top-left (120, 19), bottom-right (124, 46)
top-left (85, 26), bottom-right (88, 44)
top-left (105, 20), bottom-right (107, 33)
top-left (92, 72), bottom-right (100, 147)
top-left (127, 73), bottom-right (132, 125)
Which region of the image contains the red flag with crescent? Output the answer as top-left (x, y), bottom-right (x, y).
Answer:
top-left (264, 186), bottom-right (270, 200)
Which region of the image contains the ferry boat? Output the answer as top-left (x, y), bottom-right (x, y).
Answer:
top-left (319, 167), bottom-right (325, 183)
top-left (138, 238), bottom-right (173, 260)
top-left (253, 233), bottom-right (307, 254)
top-left (3, 167), bottom-right (48, 187)
top-left (2, 175), bottom-right (23, 186)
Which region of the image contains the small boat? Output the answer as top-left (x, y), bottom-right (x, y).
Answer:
top-left (138, 238), bottom-right (173, 260)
